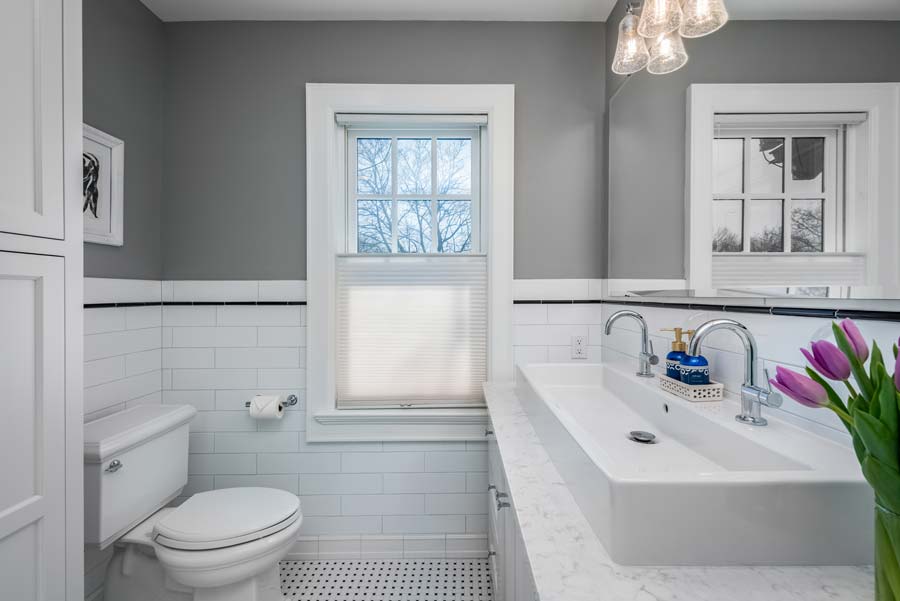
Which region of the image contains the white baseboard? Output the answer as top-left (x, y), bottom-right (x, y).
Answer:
top-left (286, 534), bottom-right (488, 561)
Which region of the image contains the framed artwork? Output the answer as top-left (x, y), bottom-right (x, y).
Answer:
top-left (83, 124), bottom-right (124, 246)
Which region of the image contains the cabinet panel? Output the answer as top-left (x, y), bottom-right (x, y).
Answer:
top-left (0, 0), bottom-right (65, 239)
top-left (0, 252), bottom-right (66, 601)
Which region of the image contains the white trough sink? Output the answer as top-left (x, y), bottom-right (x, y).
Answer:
top-left (515, 362), bottom-right (873, 566)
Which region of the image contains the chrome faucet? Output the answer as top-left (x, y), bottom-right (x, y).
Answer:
top-left (604, 310), bottom-right (659, 378)
top-left (688, 318), bottom-right (782, 426)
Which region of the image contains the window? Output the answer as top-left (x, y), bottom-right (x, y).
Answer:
top-left (337, 120), bottom-right (487, 410)
top-left (306, 84), bottom-right (514, 441)
top-left (712, 128), bottom-right (840, 255)
top-left (349, 129), bottom-right (481, 255)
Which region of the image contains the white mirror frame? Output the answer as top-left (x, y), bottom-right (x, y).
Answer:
top-left (685, 83), bottom-right (900, 295)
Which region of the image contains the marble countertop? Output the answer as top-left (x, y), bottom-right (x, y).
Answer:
top-left (483, 383), bottom-right (873, 601)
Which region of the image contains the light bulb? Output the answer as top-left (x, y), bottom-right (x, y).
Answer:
top-left (637, 0), bottom-right (683, 39)
top-left (680, 0), bottom-right (729, 38)
top-left (647, 31), bottom-right (688, 75)
top-left (611, 8), bottom-right (649, 75)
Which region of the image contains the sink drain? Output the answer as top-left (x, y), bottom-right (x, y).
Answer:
top-left (628, 430), bottom-right (657, 444)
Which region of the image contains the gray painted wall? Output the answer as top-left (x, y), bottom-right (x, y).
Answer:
top-left (162, 21), bottom-right (607, 280)
top-left (607, 20), bottom-right (900, 279)
top-left (83, 0), bottom-right (165, 279)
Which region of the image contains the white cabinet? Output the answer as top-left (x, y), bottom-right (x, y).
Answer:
top-left (487, 423), bottom-right (538, 601)
top-left (0, 0), bottom-right (66, 239)
top-left (0, 0), bottom-right (83, 599)
top-left (0, 252), bottom-right (66, 600)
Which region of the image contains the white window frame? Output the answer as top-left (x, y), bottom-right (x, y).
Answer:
top-left (306, 84), bottom-right (515, 442)
top-left (347, 127), bottom-right (482, 254)
top-left (712, 126), bottom-right (841, 254)
top-left (686, 83), bottom-right (900, 294)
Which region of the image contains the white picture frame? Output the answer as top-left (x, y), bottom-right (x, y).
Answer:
top-left (83, 124), bottom-right (124, 246)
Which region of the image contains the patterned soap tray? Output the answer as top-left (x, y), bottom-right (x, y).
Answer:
top-left (658, 373), bottom-right (724, 402)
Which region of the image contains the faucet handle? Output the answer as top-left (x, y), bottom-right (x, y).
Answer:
top-left (760, 368), bottom-right (783, 408)
top-left (647, 339), bottom-right (659, 365)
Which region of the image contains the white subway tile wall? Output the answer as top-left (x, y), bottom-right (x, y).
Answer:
top-left (600, 302), bottom-right (900, 443)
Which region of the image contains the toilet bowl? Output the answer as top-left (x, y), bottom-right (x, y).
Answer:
top-left (106, 487), bottom-right (302, 601)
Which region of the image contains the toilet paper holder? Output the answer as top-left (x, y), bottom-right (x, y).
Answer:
top-left (244, 394), bottom-right (299, 408)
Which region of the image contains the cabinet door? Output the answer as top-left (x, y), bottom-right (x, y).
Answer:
top-left (0, 252), bottom-right (66, 600)
top-left (0, 0), bottom-right (65, 239)
top-left (487, 434), bottom-right (504, 599)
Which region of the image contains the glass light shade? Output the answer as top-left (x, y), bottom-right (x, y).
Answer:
top-left (680, 0), bottom-right (729, 38)
top-left (637, 0), bottom-right (683, 38)
top-left (611, 11), bottom-right (649, 75)
top-left (647, 31), bottom-right (689, 75)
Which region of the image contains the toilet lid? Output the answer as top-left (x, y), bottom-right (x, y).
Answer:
top-left (154, 487), bottom-right (301, 551)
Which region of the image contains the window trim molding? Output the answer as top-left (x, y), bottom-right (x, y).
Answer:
top-left (685, 83), bottom-right (900, 293)
top-left (305, 83), bottom-right (515, 442)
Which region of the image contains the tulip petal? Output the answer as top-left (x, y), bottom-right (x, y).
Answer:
top-left (840, 319), bottom-right (869, 363)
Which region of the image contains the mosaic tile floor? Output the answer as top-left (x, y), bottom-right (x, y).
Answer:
top-left (279, 559), bottom-right (494, 600)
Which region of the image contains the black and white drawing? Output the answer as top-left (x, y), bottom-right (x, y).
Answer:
top-left (83, 125), bottom-right (124, 246)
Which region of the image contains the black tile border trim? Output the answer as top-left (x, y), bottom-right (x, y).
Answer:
top-left (84, 301), bottom-right (307, 309)
top-left (513, 299), bottom-right (900, 322)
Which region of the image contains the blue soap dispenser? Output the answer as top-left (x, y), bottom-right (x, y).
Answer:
top-left (661, 328), bottom-right (692, 380)
top-left (679, 347), bottom-right (710, 386)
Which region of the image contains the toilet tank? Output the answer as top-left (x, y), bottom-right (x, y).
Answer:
top-left (84, 404), bottom-right (196, 548)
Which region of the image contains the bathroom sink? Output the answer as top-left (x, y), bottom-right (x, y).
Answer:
top-left (515, 362), bottom-right (873, 566)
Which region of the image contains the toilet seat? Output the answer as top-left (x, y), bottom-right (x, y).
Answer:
top-left (154, 488), bottom-right (301, 551)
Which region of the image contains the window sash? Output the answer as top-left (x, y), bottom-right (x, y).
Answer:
top-left (347, 128), bottom-right (482, 255)
top-left (712, 127), bottom-right (842, 255)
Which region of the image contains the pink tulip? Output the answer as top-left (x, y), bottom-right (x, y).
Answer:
top-left (800, 340), bottom-right (851, 381)
top-left (839, 319), bottom-right (869, 363)
top-left (769, 365), bottom-right (828, 409)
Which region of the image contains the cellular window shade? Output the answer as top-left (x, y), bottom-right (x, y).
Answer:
top-left (336, 255), bottom-right (487, 408)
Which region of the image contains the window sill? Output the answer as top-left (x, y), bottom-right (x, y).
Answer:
top-left (306, 408), bottom-right (490, 442)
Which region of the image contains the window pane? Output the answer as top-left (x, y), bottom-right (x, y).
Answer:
top-left (792, 137), bottom-right (825, 194)
top-left (357, 200), bottom-right (392, 253)
top-left (712, 199), bottom-right (743, 252)
top-left (437, 138), bottom-right (472, 195)
top-left (750, 199), bottom-right (784, 252)
top-left (397, 138), bottom-right (432, 194)
top-left (357, 138), bottom-right (392, 195)
top-left (713, 138), bottom-right (743, 194)
top-left (397, 200), bottom-right (432, 253)
top-left (749, 138), bottom-right (784, 193)
top-left (791, 198), bottom-right (824, 252)
top-left (437, 201), bottom-right (472, 253)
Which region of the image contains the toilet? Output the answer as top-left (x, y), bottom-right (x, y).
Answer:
top-left (84, 404), bottom-right (303, 601)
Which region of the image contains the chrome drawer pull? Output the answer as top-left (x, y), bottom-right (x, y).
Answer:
top-left (105, 459), bottom-right (123, 473)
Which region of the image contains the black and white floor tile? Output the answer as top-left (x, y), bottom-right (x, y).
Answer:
top-left (279, 559), bottom-right (494, 600)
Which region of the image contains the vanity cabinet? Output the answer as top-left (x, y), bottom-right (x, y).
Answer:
top-left (487, 423), bottom-right (538, 601)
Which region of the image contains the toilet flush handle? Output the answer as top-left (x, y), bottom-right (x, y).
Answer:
top-left (105, 459), bottom-right (123, 473)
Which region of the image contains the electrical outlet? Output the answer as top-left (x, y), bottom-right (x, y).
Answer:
top-left (571, 335), bottom-right (588, 359)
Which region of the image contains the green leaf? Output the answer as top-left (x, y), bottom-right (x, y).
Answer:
top-left (851, 430), bottom-right (868, 466)
top-left (855, 408), bottom-right (899, 472)
top-left (833, 322), bottom-right (873, 398)
top-left (879, 370), bottom-right (900, 441)
top-left (893, 342), bottom-right (898, 361)
top-left (871, 341), bottom-right (886, 381)
top-left (862, 456), bottom-right (900, 515)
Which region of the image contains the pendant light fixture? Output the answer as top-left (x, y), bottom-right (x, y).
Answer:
top-left (611, 4), bottom-right (650, 75)
top-left (637, 0), bottom-right (683, 38)
top-left (680, 0), bottom-right (729, 38)
top-left (647, 30), bottom-right (689, 74)
top-left (610, 0), bottom-right (727, 76)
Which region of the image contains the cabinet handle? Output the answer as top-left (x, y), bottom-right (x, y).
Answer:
top-left (487, 484), bottom-right (497, 492)
top-left (485, 428), bottom-right (494, 436)
top-left (497, 500), bottom-right (511, 510)
top-left (496, 492), bottom-right (509, 499)
top-left (105, 459), bottom-right (123, 473)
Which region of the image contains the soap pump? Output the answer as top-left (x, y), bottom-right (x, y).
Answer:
top-left (662, 328), bottom-right (693, 380)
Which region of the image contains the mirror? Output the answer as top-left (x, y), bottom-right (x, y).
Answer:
top-left (608, 59), bottom-right (900, 305)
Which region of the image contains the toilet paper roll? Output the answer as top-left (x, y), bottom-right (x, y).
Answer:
top-left (248, 395), bottom-right (284, 420)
